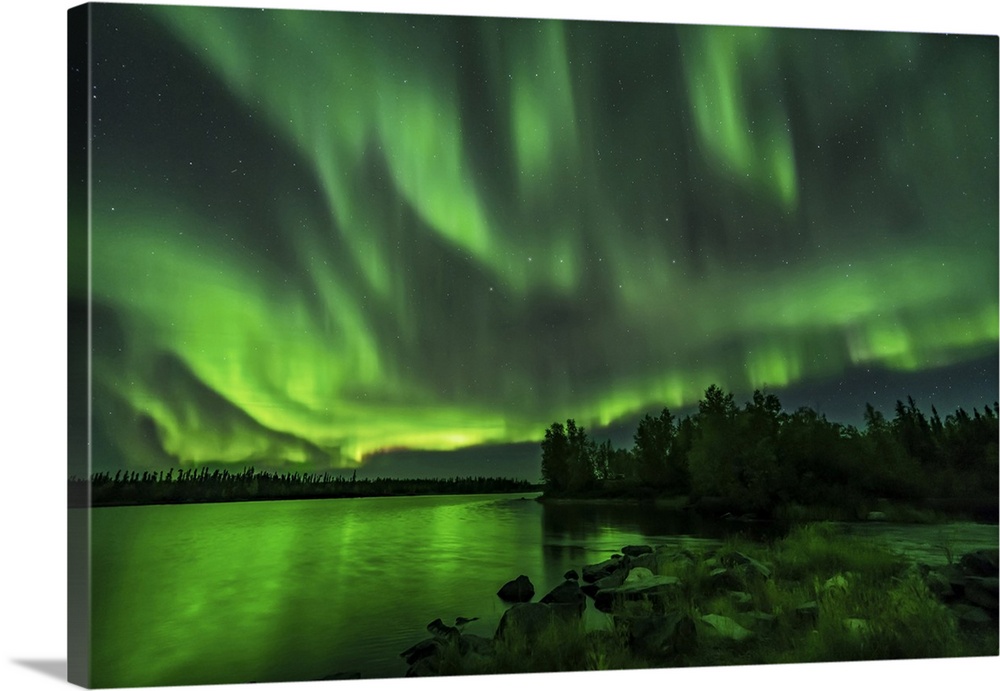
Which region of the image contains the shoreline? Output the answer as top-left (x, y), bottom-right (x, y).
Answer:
top-left (536, 492), bottom-right (999, 525)
top-left (74, 489), bottom-right (543, 509)
top-left (398, 525), bottom-right (1000, 677)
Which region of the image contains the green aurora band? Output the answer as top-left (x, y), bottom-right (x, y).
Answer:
top-left (81, 6), bottom-right (998, 470)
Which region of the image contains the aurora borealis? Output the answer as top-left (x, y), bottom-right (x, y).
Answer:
top-left (74, 2), bottom-right (998, 475)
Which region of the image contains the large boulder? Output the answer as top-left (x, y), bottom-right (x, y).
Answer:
top-left (539, 580), bottom-right (587, 616)
top-left (622, 545), bottom-right (653, 558)
top-left (497, 575), bottom-right (535, 603)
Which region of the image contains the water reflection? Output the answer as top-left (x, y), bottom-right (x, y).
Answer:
top-left (540, 499), bottom-right (787, 552)
top-left (88, 494), bottom-right (993, 688)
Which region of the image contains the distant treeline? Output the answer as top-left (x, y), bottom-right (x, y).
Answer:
top-left (541, 386), bottom-right (998, 519)
top-left (70, 468), bottom-right (538, 508)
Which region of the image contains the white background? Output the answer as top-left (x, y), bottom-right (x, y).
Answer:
top-left (1, 1), bottom-right (997, 690)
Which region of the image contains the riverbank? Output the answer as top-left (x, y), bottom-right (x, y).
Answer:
top-left (400, 523), bottom-right (999, 676)
top-left (537, 490), bottom-right (998, 525)
top-left (70, 471), bottom-right (541, 507)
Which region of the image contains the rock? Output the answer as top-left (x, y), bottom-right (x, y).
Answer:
top-left (924, 568), bottom-right (956, 600)
top-left (426, 618), bottom-right (460, 641)
top-left (866, 511), bottom-right (887, 521)
top-left (624, 567), bottom-right (654, 584)
top-left (454, 616), bottom-right (479, 627)
top-left (960, 549), bottom-right (1000, 577)
top-left (623, 611), bottom-right (697, 657)
top-left (402, 629), bottom-right (495, 677)
top-left (495, 602), bottom-right (562, 642)
top-left (598, 568), bottom-right (629, 587)
top-left (953, 603), bottom-right (994, 630)
top-left (400, 638), bottom-right (442, 665)
top-left (581, 555), bottom-right (624, 583)
top-left (593, 575), bottom-right (681, 613)
top-left (539, 580), bottom-right (587, 615)
top-left (581, 568), bottom-right (628, 598)
top-left (627, 551), bottom-right (660, 572)
top-left (939, 564), bottom-right (968, 597)
top-left (497, 574), bottom-right (535, 603)
top-left (622, 545), bottom-right (653, 558)
top-left (657, 546), bottom-right (696, 567)
top-left (699, 613), bottom-right (753, 641)
top-left (963, 576), bottom-right (999, 612)
top-left (563, 569), bottom-right (579, 581)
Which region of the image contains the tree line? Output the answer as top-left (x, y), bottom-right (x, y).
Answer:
top-left (70, 467), bottom-right (538, 507)
top-left (540, 385), bottom-right (998, 517)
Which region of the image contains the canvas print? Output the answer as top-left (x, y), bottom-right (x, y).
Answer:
top-left (68, 2), bottom-right (999, 688)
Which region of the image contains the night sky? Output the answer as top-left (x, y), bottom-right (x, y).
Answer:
top-left (73, 2), bottom-right (998, 478)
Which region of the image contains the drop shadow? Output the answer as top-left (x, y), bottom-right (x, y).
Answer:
top-left (10, 659), bottom-right (67, 682)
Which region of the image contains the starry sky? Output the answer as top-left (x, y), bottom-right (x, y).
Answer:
top-left (71, 2), bottom-right (998, 478)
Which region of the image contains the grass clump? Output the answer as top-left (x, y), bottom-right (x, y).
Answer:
top-left (772, 523), bottom-right (905, 581)
top-left (436, 617), bottom-right (645, 676)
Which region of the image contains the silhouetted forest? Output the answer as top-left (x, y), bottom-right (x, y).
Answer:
top-left (541, 386), bottom-right (998, 520)
top-left (70, 468), bottom-right (538, 508)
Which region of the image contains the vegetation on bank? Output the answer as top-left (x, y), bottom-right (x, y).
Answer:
top-left (404, 523), bottom-right (998, 677)
top-left (69, 468), bottom-right (538, 507)
top-left (540, 386), bottom-right (999, 519)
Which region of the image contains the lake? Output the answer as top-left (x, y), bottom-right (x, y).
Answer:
top-left (85, 493), bottom-right (998, 687)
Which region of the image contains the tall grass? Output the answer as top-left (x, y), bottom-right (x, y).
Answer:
top-left (771, 523), bottom-right (905, 581)
top-left (434, 618), bottom-right (646, 675)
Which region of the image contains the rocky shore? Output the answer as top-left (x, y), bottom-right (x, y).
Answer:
top-left (400, 536), bottom-right (999, 676)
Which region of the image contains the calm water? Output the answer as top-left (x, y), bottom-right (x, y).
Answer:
top-left (85, 494), bottom-right (998, 687)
